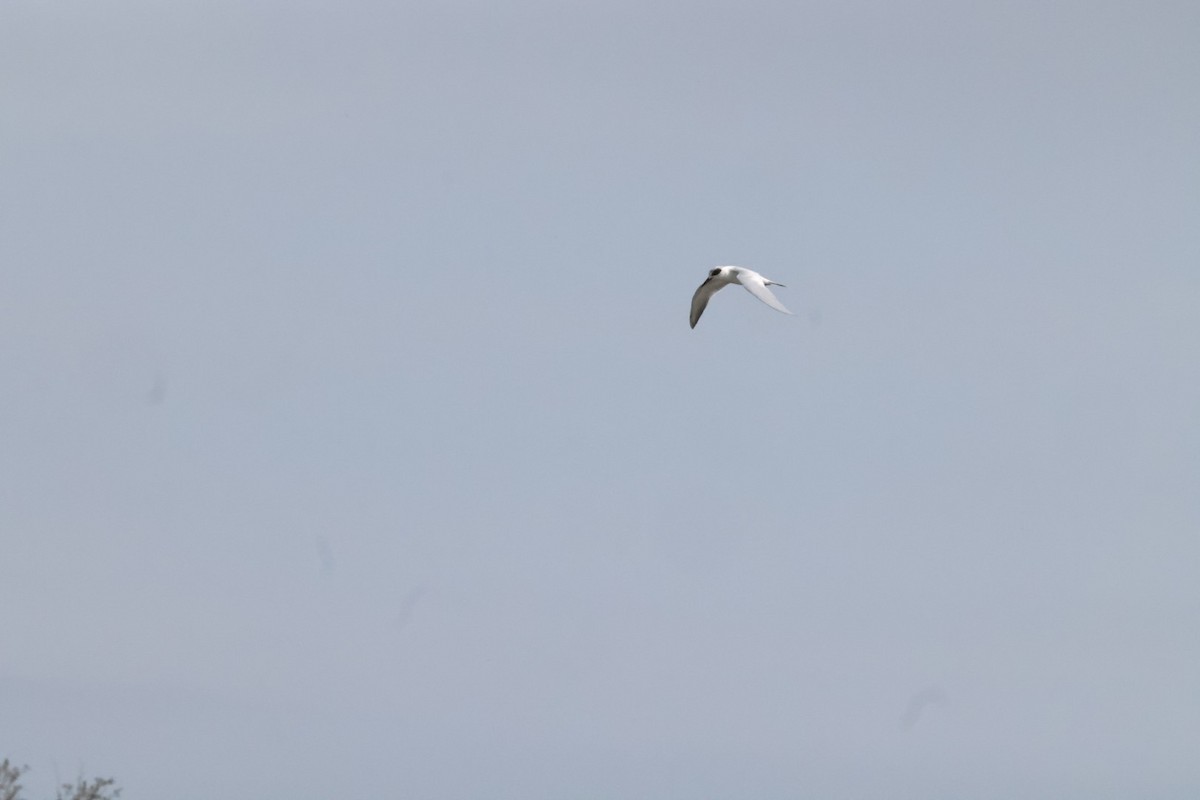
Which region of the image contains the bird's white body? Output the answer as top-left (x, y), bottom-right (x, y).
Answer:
top-left (689, 266), bottom-right (792, 328)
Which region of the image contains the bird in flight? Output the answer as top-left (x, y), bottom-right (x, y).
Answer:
top-left (690, 266), bottom-right (792, 328)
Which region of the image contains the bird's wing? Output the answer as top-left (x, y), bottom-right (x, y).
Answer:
top-left (737, 271), bottom-right (792, 315)
top-left (689, 278), bottom-right (726, 328)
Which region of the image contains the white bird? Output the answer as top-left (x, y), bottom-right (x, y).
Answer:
top-left (689, 266), bottom-right (792, 328)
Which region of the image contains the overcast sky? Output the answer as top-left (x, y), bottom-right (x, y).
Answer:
top-left (2, 1), bottom-right (1199, 798)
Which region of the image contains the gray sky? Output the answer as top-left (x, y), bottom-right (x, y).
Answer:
top-left (3, 1), bottom-right (1199, 797)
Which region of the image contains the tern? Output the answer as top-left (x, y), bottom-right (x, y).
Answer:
top-left (689, 266), bottom-right (792, 328)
